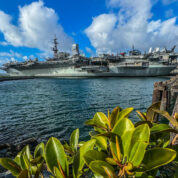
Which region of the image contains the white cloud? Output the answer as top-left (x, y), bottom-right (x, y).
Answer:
top-left (0, 50), bottom-right (22, 58)
top-left (85, 47), bottom-right (92, 53)
top-left (85, 14), bottom-right (117, 53)
top-left (23, 56), bottom-right (28, 61)
top-left (85, 0), bottom-right (178, 53)
top-left (0, 57), bottom-right (10, 65)
top-left (0, 41), bottom-right (9, 46)
top-left (0, 1), bottom-right (73, 55)
top-left (29, 55), bottom-right (35, 59)
top-left (85, 47), bottom-right (95, 56)
top-left (0, 50), bottom-right (41, 66)
top-left (0, 50), bottom-right (23, 66)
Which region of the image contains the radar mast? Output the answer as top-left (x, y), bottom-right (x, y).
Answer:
top-left (52, 35), bottom-right (58, 58)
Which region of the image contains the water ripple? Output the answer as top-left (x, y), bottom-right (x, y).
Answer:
top-left (0, 77), bottom-right (168, 144)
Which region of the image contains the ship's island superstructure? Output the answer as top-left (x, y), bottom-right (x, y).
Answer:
top-left (1, 37), bottom-right (178, 77)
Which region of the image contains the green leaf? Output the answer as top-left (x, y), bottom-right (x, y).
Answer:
top-left (171, 145), bottom-right (178, 162)
top-left (89, 160), bottom-right (114, 177)
top-left (45, 137), bottom-right (68, 175)
top-left (34, 160), bottom-right (44, 178)
top-left (21, 145), bottom-right (31, 160)
top-left (141, 148), bottom-right (177, 171)
top-left (94, 126), bottom-right (107, 134)
top-left (150, 132), bottom-right (170, 148)
top-left (129, 141), bottom-right (148, 167)
top-left (34, 142), bottom-right (45, 158)
top-left (130, 124), bottom-right (150, 143)
top-left (84, 150), bottom-right (107, 167)
top-left (63, 141), bottom-right (73, 154)
top-left (0, 158), bottom-right (21, 176)
top-left (115, 107), bottom-right (134, 123)
top-left (105, 158), bottom-right (117, 165)
top-left (110, 106), bottom-right (121, 129)
top-left (14, 152), bottom-right (21, 166)
top-left (129, 124), bottom-right (150, 167)
top-left (31, 156), bottom-right (44, 165)
top-left (93, 174), bottom-right (104, 178)
top-left (85, 119), bottom-right (94, 126)
top-left (94, 136), bottom-right (108, 151)
top-left (96, 132), bottom-right (114, 138)
top-left (54, 167), bottom-right (64, 178)
top-left (112, 117), bottom-right (135, 158)
top-left (152, 109), bottom-right (178, 129)
top-left (94, 112), bottom-right (109, 127)
top-left (67, 156), bottom-right (74, 164)
top-left (20, 154), bottom-right (30, 170)
top-left (70, 128), bottom-right (79, 152)
top-left (18, 169), bottom-right (28, 178)
top-left (78, 141), bottom-right (85, 147)
top-left (151, 124), bottom-right (178, 134)
top-left (89, 131), bottom-right (100, 137)
top-left (135, 172), bottom-right (153, 178)
top-left (31, 166), bottom-right (37, 175)
top-left (136, 111), bottom-right (147, 121)
top-left (146, 102), bottom-right (160, 122)
top-left (85, 112), bottom-right (109, 129)
top-left (73, 139), bottom-right (96, 177)
top-left (163, 138), bottom-right (170, 148)
top-left (102, 166), bottom-right (116, 178)
top-left (134, 121), bottom-right (153, 128)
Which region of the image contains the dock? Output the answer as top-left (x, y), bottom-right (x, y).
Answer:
top-left (152, 75), bottom-right (178, 111)
top-left (152, 75), bottom-right (178, 144)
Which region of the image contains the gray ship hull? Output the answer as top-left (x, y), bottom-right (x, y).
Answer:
top-left (5, 64), bottom-right (176, 77)
top-left (3, 37), bottom-right (177, 78)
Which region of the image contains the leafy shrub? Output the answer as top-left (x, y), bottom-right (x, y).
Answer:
top-left (0, 103), bottom-right (177, 177)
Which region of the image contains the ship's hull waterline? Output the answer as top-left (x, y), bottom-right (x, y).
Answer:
top-left (3, 37), bottom-right (178, 77)
top-left (5, 65), bottom-right (176, 77)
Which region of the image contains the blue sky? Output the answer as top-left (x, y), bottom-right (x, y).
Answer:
top-left (0, 0), bottom-right (178, 67)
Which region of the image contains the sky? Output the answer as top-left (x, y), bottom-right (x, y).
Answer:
top-left (0, 0), bottom-right (178, 67)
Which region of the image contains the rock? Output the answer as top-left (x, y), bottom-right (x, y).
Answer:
top-left (0, 171), bottom-right (14, 178)
top-left (0, 138), bottom-right (38, 161)
top-left (0, 138), bottom-right (39, 174)
top-left (0, 170), bottom-right (52, 178)
top-left (15, 137), bottom-right (38, 151)
top-left (6, 152), bottom-right (13, 157)
top-left (0, 144), bottom-right (8, 150)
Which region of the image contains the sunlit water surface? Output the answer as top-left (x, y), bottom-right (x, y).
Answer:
top-left (0, 77), bottom-right (167, 143)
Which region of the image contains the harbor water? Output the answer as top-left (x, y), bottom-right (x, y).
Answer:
top-left (0, 77), bottom-right (168, 144)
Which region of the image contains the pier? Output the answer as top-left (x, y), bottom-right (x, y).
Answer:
top-left (152, 75), bottom-right (178, 112)
top-left (152, 75), bottom-right (178, 144)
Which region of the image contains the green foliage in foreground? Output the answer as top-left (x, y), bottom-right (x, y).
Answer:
top-left (0, 102), bottom-right (178, 178)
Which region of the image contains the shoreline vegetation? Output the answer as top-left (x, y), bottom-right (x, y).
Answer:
top-left (0, 102), bottom-right (177, 177)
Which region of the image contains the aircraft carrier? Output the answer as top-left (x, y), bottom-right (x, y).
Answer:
top-left (1, 37), bottom-right (178, 77)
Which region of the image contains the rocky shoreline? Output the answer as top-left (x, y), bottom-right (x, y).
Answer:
top-left (0, 138), bottom-right (38, 158)
top-left (0, 138), bottom-right (38, 177)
